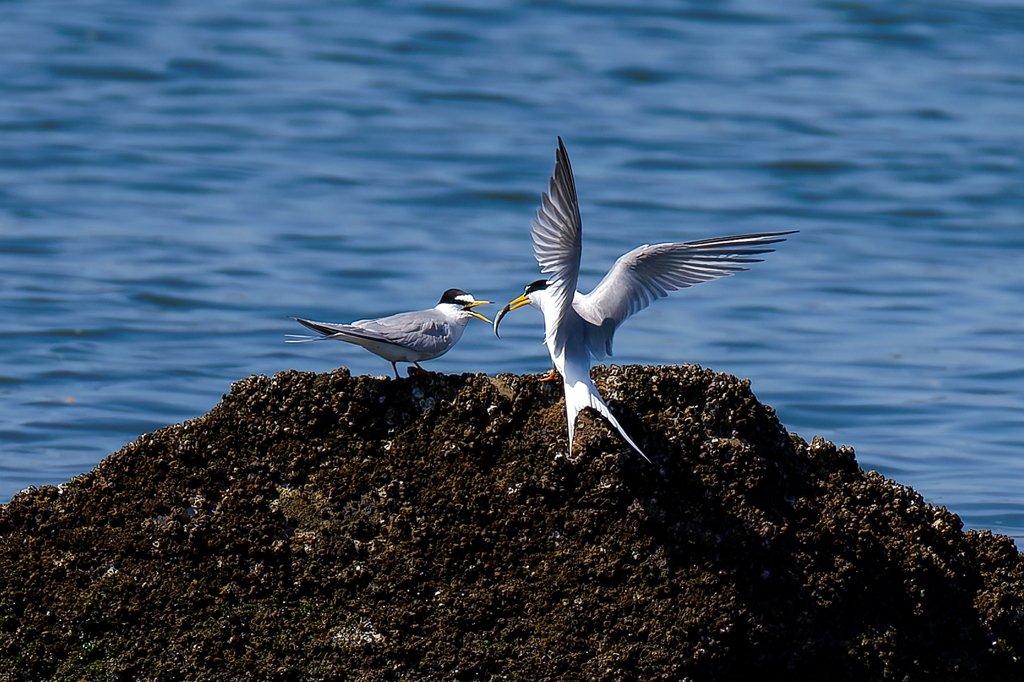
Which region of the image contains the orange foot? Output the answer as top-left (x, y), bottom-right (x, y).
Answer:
top-left (409, 364), bottom-right (429, 376)
top-left (540, 368), bottom-right (560, 382)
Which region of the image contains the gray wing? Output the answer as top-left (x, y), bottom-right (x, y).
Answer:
top-left (289, 317), bottom-right (385, 341)
top-left (577, 231), bottom-right (796, 328)
top-left (290, 311), bottom-right (454, 355)
top-left (355, 310), bottom-right (454, 355)
top-left (531, 137), bottom-right (582, 334)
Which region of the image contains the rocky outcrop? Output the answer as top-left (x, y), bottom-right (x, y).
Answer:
top-left (1, 365), bottom-right (1022, 681)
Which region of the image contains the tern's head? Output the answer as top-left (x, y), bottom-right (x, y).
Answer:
top-left (437, 288), bottom-right (492, 323)
top-left (492, 279), bottom-right (549, 338)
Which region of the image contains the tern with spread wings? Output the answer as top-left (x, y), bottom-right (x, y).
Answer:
top-left (494, 138), bottom-right (794, 461)
top-left (289, 289), bottom-right (491, 378)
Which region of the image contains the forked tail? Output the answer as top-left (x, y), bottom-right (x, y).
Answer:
top-left (562, 373), bottom-right (650, 462)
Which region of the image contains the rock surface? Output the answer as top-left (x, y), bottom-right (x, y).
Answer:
top-left (1, 365), bottom-right (1023, 681)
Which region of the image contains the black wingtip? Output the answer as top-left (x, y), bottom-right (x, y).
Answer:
top-left (552, 137), bottom-right (576, 195)
top-left (555, 136), bottom-right (571, 163)
top-left (557, 136), bottom-right (570, 161)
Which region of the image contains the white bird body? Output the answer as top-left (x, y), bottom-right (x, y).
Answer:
top-left (530, 288), bottom-right (648, 458)
top-left (289, 289), bottom-right (491, 378)
top-left (495, 138), bottom-right (794, 460)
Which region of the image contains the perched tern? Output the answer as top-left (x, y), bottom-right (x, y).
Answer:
top-left (494, 138), bottom-right (795, 461)
top-left (288, 289), bottom-right (491, 378)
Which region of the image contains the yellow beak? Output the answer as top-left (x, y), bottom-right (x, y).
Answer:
top-left (492, 294), bottom-right (532, 338)
top-left (465, 300), bottom-right (492, 324)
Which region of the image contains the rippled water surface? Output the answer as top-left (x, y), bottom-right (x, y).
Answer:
top-left (2, 0), bottom-right (1023, 533)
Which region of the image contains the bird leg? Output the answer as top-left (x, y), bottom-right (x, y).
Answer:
top-left (409, 363), bottom-right (429, 376)
top-left (390, 362), bottom-right (400, 379)
top-left (540, 367), bottom-right (560, 382)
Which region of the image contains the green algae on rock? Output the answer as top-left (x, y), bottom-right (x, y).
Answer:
top-left (1, 365), bottom-right (1023, 681)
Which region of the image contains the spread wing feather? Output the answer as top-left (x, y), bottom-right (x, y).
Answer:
top-left (531, 137), bottom-right (582, 349)
top-left (577, 231), bottom-right (795, 328)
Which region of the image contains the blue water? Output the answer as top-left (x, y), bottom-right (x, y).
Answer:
top-left (2, 0), bottom-right (1023, 535)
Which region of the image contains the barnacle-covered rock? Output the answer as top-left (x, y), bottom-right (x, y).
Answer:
top-left (1, 365), bottom-right (1021, 681)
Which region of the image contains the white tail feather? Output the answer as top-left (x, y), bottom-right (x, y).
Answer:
top-left (562, 372), bottom-right (650, 462)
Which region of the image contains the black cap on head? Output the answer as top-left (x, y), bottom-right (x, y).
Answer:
top-left (439, 288), bottom-right (473, 305)
top-left (524, 279), bottom-right (549, 294)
